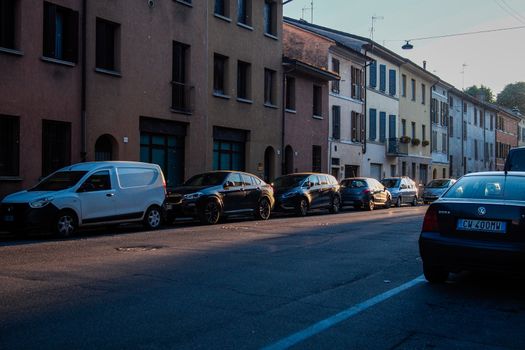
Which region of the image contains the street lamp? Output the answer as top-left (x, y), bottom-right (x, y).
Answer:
top-left (402, 40), bottom-right (413, 50)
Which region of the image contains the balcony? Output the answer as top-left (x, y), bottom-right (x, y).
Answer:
top-left (171, 81), bottom-right (194, 114)
top-left (386, 137), bottom-right (408, 156)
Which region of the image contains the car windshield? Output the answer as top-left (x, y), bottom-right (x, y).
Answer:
top-left (29, 171), bottom-right (88, 191)
top-left (426, 179), bottom-right (450, 188)
top-left (381, 179), bottom-right (399, 188)
top-left (184, 172), bottom-right (228, 186)
top-left (341, 179), bottom-right (367, 188)
top-left (443, 175), bottom-right (525, 200)
top-left (273, 175), bottom-right (308, 188)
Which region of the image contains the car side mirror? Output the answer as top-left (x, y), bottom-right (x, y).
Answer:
top-left (400, 184), bottom-right (407, 189)
top-left (223, 181), bottom-right (235, 188)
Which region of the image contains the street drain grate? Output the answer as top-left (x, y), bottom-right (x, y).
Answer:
top-left (115, 245), bottom-right (163, 252)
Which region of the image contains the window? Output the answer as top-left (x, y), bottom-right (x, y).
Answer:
top-left (43, 2), bottom-right (78, 62)
top-left (421, 83), bottom-right (426, 105)
top-left (214, 0), bottom-right (229, 17)
top-left (285, 75), bottom-right (295, 110)
top-left (213, 53), bottom-right (228, 95)
top-left (213, 141), bottom-right (245, 171)
top-left (332, 106), bottom-right (341, 140)
top-left (411, 121), bottom-right (416, 139)
top-left (263, 0), bottom-right (277, 36)
top-left (96, 18), bottom-right (119, 71)
top-left (237, 60), bottom-right (251, 100)
top-left (402, 161), bottom-right (407, 176)
top-left (474, 139), bottom-right (478, 160)
top-left (237, 0), bottom-right (251, 26)
top-left (401, 119), bottom-right (406, 137)
top-left (351, 112), bottom-right (364, 142)
top-left (331, 58), bottom-right (340, 93)
top-left (432, 131), bottom-right (437, 152)
top-left (42, 120), bottom-right (71, 177)
top-left (490, 114), bottom-right (494, 131)
top-left (379, 112), bottom-right (386, 143)
top-left (369, 60), bottom-right (377, 88)
top-left (411, 162), bottom-right (416, 180)
top-left (0, 0), bottom-right (16, 49)
top-left (422, 124), bottom-right (426, 141)
top-left (351, 66), bottom-right (364, 100)
top-left (449, 116), bottom-right (454, 137)
top-left (117, 168), bottom-right (157, 189)
top-left (431, 98), bottom-right (437, 124)
top-left (172, 41), bottom-right (191, 112)
top-left (389, 69), bottom-right (396, 96)
top-left (81, 171), bottom-right (111, 192)
top-left (463, 102), bottom-right (467, 113)
top-left (379, 64), bottom-right (386, 92)
top-left (463, 121), bottom-right (467, 140)
top-left (401, 74), bottom-right (407, 97)
top-left (312, 145), bottom-right (322, 172)
top-left (411, 79), bottom-right (416, 101)
top-left (0, 115), bottom-right (19, 176)
top-left (264, 68), bottom-right (276, 106)
top-left (442, 133), bottom-right (447, 153)
top-left (313, 85), bottom-right (322, 117)
top-left (474, 108), bottom-right (477, 126)
top-left (449, 96), bottom-right (453, 108)
top-left (369, 108), bottom-right (377, 140)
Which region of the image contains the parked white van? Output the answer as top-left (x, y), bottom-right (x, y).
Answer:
top-left (0, 161), bottom-right (166, 237)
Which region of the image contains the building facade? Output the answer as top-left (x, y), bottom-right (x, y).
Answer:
top-left (495, 107), bottom-right (520, 170)
top-left (430, 81), bottom-right (452, 180)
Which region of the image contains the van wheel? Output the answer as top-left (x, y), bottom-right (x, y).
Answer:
top-left (296, 198), bottom-right (308, 217)
top-left (55, 210), bottom-right (78, 238)
top-left (200, 199), bottom-right (221, 225)
top-left (254, 197), bottom-right (271, 220)
top-left (329, 196), bottom-right (340, 214)
top-left (144, 205), bottom-right (162, 230)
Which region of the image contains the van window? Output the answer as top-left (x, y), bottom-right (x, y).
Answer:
top-left (117, 167), bottom-right (158, 188)
top-left (80, 171), bottom-right (111, 192)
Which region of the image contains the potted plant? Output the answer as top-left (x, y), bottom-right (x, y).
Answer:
top-left (412, 138), bottom-right (421, 146)
top-left (422, 140), bottom-right (430, 147)
top-left (400, 136), bottom-right (411, 144)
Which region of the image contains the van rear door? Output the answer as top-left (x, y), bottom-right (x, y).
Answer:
top-left (114, 167), bottom-right (161, 219)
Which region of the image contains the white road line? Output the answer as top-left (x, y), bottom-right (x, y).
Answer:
top-left (261, 275), bottom-right (426, 350)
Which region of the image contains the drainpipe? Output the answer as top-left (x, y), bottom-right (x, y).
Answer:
top-left (80, 0), bottom-right (87, 162)
top-left (362, 46), bottom-right (369, 156)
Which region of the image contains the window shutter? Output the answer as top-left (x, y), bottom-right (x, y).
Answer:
top-left (379, 65), bottom-right (386, 92)
top-left (369, 109), bottom-right (377, 140)
top-left (389, 69), bottom-right (396, 96)
top-left (388, 115), bottom-right (396, 139)
top-left (369, 61), bottom-right (377, 88)
top-left (64, 9), bottom-right (78, 62)
top-left (379, 112), bottom-right (386, 142)
top-left (360, 69), bottom-right (365, 100)
top-left (332, 106), bottom-right (341, 140)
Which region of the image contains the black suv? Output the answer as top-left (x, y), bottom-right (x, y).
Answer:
top-left (272, 173), bottom-right (341, 216)
top-left (164, 171), bottom-right (274, 225)
top-left (505, 146), bottom-right (525, 171)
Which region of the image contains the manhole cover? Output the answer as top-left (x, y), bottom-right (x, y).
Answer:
top-left (115, 245), bottom-right (163, 252)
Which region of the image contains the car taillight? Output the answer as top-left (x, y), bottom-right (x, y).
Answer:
top-left (422, 206), bottom-right (438, 232)
top-left (362, 189), bottom-right (371, 194)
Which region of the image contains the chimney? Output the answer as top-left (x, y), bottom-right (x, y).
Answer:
top-left (423, 60), bottom-right (427, 70)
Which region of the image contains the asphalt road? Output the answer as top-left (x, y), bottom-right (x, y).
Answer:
top-left (1, 206), bottom-right (525, 349)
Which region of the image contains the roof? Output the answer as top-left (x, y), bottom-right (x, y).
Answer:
top-left (63, 161), bottom-right (160, 172)
top-left (283, 57), bottom-right (340, 81)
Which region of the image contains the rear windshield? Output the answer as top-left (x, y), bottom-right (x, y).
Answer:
top-left (426, 179), bottom-right (450, 188)
top-left (273, 175), bottom-right (308, 188)
top-left (341, 179), bottom-right (367, 188)
top-left (443, 175), bottom-right (525, 201)
top-left (381, 179), bottom-right (399, 188)
top-left (30, 171), bottom-right (88, 191)
top-left (184, 172), bottom-right (227, 186)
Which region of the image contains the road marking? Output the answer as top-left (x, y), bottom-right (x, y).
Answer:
top-left (261, 275), bottom-right (425, 350)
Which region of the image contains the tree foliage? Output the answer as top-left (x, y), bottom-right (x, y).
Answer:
top-left (464, 85), bottom-right (495, 103)
top-left (497, 82), bottom-right (525, 114)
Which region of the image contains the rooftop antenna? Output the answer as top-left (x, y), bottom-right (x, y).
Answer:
top-left (301, 1), bottom-right (314, 23)
top-left (370, 15), bottom-right (384, 40)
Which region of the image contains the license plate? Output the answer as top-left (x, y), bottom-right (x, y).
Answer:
top-left (456, 219), bottom-right (506, 233)
top-left (3, 215), bottom-right (14, 222)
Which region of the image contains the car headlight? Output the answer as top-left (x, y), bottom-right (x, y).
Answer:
top-left (183, 192), bottom-right (203, 200)
top-left (29, 197), bottom-right (53, 208)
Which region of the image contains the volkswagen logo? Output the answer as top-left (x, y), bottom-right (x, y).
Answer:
top-left (478, 207), bottom-right (486, 216)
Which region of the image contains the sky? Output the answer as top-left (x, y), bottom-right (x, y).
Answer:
top-left (283, 0), bottom-right (525, 95)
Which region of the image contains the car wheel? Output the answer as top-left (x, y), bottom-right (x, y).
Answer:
top-left (411, 196), bottom-right (418, 206)
top-left (144, 205), bottom-right (162, 230)
top-left (54, 210), bottom-right (77, 238)
top-left (366, 199), bottom-right (374, 211)
top-left (296, 198), bottom-right (308, 216)
top-left (329, 196), bottom-right (341, 214)
top-left (384, 197), bottom-right (392, 209)
top-left (200, 199), bottom-right (221, 225)
top-left (254, 197), bottom-right (271, 220)
top-left (395, 197), bottom-right (401, 207)
top-left (423, 264), bottom-right (449, 283)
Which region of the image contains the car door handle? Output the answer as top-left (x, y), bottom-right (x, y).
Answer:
top-left (106, 193), bottom-right (114, 197)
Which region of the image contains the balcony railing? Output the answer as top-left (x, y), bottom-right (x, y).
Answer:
top-left (171, 81), bottom-right (194, 114)
top-left (386, 137), bottom-right (408, 156)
